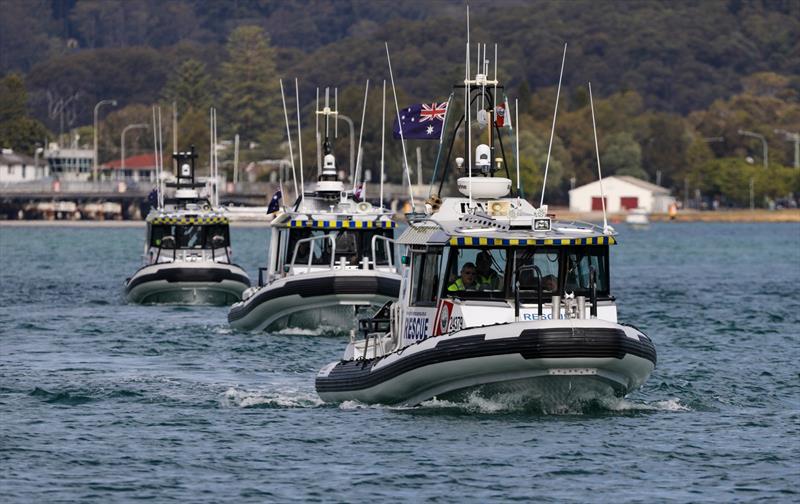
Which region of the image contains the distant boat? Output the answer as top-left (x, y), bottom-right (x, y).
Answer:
top-left (124, 145), bottom-right (250, 305)
top-left (625, 207), bottom-right (650, 229)
top-left (228, 85), bottom-right (401, 332)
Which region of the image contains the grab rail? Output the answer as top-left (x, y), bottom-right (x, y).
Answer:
top-left (516, 264), bottom-right (544, 317)
top-left (289, 234), bottom-right (336, 275)
top-left (589, 266), bottom-right (597, 317)
top-left (371, 235), bottom-right (396, 270)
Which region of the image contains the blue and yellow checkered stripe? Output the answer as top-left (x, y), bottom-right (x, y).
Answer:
top-left (448, 236), bottom-right (616, 246)
top-left (286, 220), bottom-right (396, 229)
top-left (150, 216), bottom-right (228, 225)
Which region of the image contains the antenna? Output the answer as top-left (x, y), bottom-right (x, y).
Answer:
top-left (233, 134), bottom-right (239, 184)
top-left (172, 101), bottom-right (177, 156)
top-left (334, 88), bottom-right (338, 138)
top-left (295, 78), bottom-right (305, 211)
top-left (515, 98), bottom-right (521, 206)
top-left (493, 42), bottom-right (498, 116)
top-left (380, 80), bottom-right (386, 210)
top-left (315, 87), bottom-right (321, 176)
top-left (588, 82), bottom-right (609, 233)
top-left (465, 6), bottom-right (473, 206)
top-left (466, 41), bottom-right (473, 206)
top-left (385, 42), bottom-right (415, 210)
top-left (152, 106), bottom-right (159, 208)
top-left (353, 80), bottom-right (369, 194)
top-left (157, 106), bottom-right (164, 209)
top-left (324, 87), bottom-right (330, 139)
top-left (209, 108), bottom-right (214, 201)
top-left (279, 79), bottom-right (299, 202)
top-left (540, 42), bottom-right (567, 208)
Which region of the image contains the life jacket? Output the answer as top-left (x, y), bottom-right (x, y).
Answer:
top-left (448, 278), bottom-right (478, 291)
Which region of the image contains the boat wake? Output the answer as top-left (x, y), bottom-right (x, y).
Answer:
top-left (414, 392), bottom-right (691, 415)
top-left (220, 386), bottom-right (324, 409)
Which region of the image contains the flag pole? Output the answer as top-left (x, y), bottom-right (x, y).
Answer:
top-left (385, 42), bottom-right (415, 210)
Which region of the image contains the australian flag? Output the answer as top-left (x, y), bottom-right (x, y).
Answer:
top-left (393, 101), bottom-right (448, 140)
top-left (267, 190), bottom-right (282, 213)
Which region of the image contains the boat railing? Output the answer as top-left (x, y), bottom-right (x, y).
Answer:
top-left (289, 234), bottom-right (337, 275)
top-left (371, 235), bottom-right (396, 270)
top-left (515, 264), bottom-right (544, 319)
top-left (210, 234), bottom-right (230, 264)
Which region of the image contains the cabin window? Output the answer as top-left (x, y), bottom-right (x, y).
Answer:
top-left (285, 228), bottom-right (394, 267)
top-left (564, 247), bottom-right (609, 295)
top-left (443, 247), bottom-right (507, 300)
top-left (513, 248), bottom-right (560, 301)
top-left (149, 224), bottom-right (229, 249)
top-left (363, 230), bottom-right (394, 265)
top-left (286, 229), bottom-right (328, 265)
top-left (410, 250), bottom-right (442, 306)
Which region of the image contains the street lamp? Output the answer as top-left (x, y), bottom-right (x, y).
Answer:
top-left (336, 113), bottom-right (355, 181)
top-left (774, 129), bottom-right (799, 169)
top-left (93, 99), bottom-right (117, 181)
top-left (34, 146), bottom-right (44, 178)
top-left (738, 129), bottom-right (768, 170)
top-left (120, 123), bottom-right (148, 174)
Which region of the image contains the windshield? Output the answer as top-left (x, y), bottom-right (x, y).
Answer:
top-left (564, 247), bottom-right (609, 295)
top-left (150, 224), bottom-right (230, 249)
top-left (514, 248), bottom-right (560, 302)
top-left (285, 229), bottom-right (394, 266)
top-left (443, 247), bottom-right (507, 300)
top-left (440, 245), bottom-right (611, 302)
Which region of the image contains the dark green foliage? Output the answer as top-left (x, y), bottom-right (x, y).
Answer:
top-left (2, 0), bottom-right (798, 206)
top-left (219, 26), bottom-right (282, 160)
top-left (162, 59), bottom-right (212, 114)
top-left (0, 73), bottom-right (50, 154)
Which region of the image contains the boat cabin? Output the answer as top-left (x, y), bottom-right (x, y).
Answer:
top-left (145, 213), bottom-right (233, 264)
top-left (367, 195), bottom-right (619, 349)
top-left (262, 211), bottom-right (397, 285)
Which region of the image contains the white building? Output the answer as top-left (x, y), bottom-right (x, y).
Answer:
top-left (45, 144), bottom-right (94, 181)
top-left (569, 175), bottom-right (676, 213)
top-left (0, 149), bottom-right (47, 183)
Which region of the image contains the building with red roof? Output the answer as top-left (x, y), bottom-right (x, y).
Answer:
top-left (101, 153), bottom-right (157, 183)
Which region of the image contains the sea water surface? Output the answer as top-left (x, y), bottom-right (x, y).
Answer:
top-left (1, 222), bottom-right (798, 502)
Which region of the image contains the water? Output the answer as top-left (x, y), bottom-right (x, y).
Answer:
top-left (1, 222), bottom-right (798, 502)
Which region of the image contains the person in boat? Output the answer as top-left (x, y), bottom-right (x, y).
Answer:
top-left (542, 274), bottom-right (558, 293)
top-left (475, 251), bottom-right (501, 290)
top-left (448, 262), bottom-right (478, 292)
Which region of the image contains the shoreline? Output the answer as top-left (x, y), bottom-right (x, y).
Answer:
top-left (1, 209), bottom-right (798, 227)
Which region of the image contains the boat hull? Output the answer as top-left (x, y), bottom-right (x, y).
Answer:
top-left (125, 262), bottom-right (250, 305)
top-left (316, 320), bottom-right (656, 406)
top-left (228, 271), bottom-right (401, 332)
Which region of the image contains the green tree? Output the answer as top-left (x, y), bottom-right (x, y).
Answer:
top-left (0, 73), bottom-right (50, 154)
top-left (602, 132), bottom-right (646, 180)
top-left (161, 58), bottom-right (212, 115)
top-left (219, 25), bottom-right (282, 160)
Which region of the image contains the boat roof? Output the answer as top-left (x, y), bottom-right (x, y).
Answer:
top-left (398, 196), bottom-right (616, 246)
top-left (146, 208), bottom-right (229, 225)
top-left (272, 194), bottom-right (396, 230)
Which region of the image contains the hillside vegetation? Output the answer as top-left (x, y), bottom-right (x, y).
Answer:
top-left (1, 0), bottom-right (798, 206)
